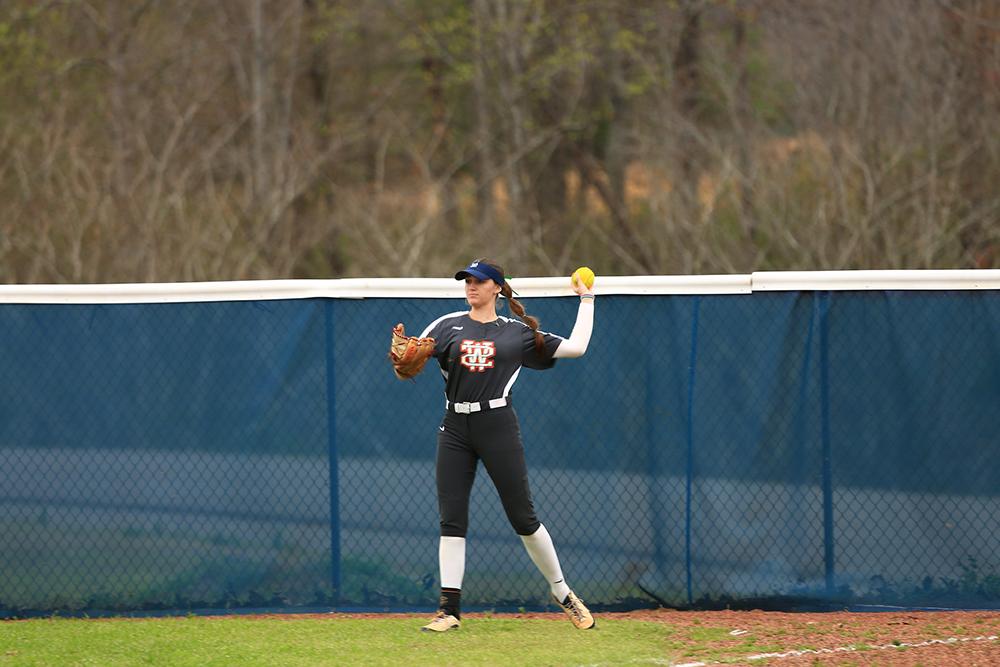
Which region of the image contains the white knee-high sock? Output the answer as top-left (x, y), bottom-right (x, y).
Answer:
top-left (520, 524), bottom-right (571, 601)
top-left (439, 536), bottom-right (466, 590)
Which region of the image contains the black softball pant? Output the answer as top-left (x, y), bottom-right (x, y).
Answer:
top-left (436, 406), bottom-right (540, 537)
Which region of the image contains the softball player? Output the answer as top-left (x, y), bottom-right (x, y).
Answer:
top-left (412, 258), bottom-right (596, 632)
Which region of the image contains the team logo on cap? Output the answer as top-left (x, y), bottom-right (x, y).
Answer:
top-left (460, 339), bottom-right (495, 372)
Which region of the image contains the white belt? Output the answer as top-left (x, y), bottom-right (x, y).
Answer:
top-left (447, 397), bottom-right (508, 414)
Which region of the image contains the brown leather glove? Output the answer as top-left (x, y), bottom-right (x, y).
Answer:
top-left (389, 323), bottom-right (436, 380)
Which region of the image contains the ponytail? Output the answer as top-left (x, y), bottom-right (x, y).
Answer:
top-left (473, 258), bottom-right (548, 356)
top-left (501, 281), bottom-right (547, 355)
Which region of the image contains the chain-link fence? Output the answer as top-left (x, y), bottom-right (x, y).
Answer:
top-left (1, 289), bottom-right (998, 616)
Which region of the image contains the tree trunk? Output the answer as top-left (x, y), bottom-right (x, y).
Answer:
top-left (673, 0), bottom-right (703, 186)
top-left (473, 0), bottom-right (496, 229)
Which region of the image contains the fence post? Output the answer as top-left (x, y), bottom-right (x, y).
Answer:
top-left (818, 292), bottom-right (835, 595)
top-left (646, 356), bottom-right (665, 588)
top-left (685, 296), bottom-right (701, 607)
top-left (324, 299), bottom-right (341, 603)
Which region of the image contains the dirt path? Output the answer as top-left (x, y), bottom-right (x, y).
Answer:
top-left (307, 608), bottom-right (1000, 665)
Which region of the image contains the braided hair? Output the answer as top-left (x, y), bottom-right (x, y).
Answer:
top-left (476, 258), bottom-right (548, 356)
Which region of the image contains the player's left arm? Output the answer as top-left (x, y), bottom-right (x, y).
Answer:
top-left (552, 280), bottom-right (595, 359)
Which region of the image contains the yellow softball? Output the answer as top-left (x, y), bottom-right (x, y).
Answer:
top-left (572, 266), bottom-right (595, 290)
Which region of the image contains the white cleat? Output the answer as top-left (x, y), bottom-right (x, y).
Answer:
top-left (554, 590), bottom-right (595, 629)
top-left (421, 610), bottom-right (461, 632)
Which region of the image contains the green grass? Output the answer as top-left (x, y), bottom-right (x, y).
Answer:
top-left (2, 616), bottom-right (655, 666)
top-left (0, 615), bottom-right (789, 667)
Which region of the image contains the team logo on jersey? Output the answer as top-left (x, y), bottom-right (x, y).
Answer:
top-left (460, 339), bottom-right (495, 372)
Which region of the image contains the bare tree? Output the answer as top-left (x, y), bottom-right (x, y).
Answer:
top-left (0, 0), bottom-right (996, 283)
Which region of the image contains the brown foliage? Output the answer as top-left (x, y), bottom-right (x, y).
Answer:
top-left (0, 0), bottom-right (996, 283)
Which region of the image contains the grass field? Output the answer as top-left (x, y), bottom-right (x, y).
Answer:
top-left (1, 610), bottom-right (999, 666)
top-left (2, 615), bottom-right (684, 667)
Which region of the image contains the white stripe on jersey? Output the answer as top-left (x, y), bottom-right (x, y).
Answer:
top-left (420, 310), bottom-right (468, 338)
top-left (497, 314), bottom-right (567, 340)
top-left (502, 366), bottom-right (522, 398)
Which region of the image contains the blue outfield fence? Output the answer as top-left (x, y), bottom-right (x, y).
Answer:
top-left (0, 273), bottom-right (998, 616)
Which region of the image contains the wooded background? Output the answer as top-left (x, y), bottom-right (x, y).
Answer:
top-left (1, 0), bottom-right (997, 283)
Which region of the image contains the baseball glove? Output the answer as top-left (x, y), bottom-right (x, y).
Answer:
top-left (389, 323), bottom-right (436, 380)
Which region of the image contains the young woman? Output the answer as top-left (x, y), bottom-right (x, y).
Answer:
top-left (399, 258), bottom-right (596, 632)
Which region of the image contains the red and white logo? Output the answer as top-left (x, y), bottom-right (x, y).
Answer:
top-left (460, 339), bottom-right (495, 372)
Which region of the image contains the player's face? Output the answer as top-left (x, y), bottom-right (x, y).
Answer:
top-left (465, 276), bottom-right (500, 308)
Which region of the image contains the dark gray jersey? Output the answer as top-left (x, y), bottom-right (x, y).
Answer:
top-left (421, 312), bottom-right (564, 404)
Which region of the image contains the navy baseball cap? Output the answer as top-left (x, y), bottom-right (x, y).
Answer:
top-left (454, 260), bottom-right (505, 285)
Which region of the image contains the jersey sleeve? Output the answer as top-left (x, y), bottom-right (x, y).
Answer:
top-left (521, 327), bottom-right (563, 370)
top-left (421, 318), bottom-right (451, 359)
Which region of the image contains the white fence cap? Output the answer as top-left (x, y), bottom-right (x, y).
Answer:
top-left (751, 270), bottom-right (1000, 292)
top-left (0, 275), bottom-right (750, 303)
top-left (0, 270), bottom-right (997, 304)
